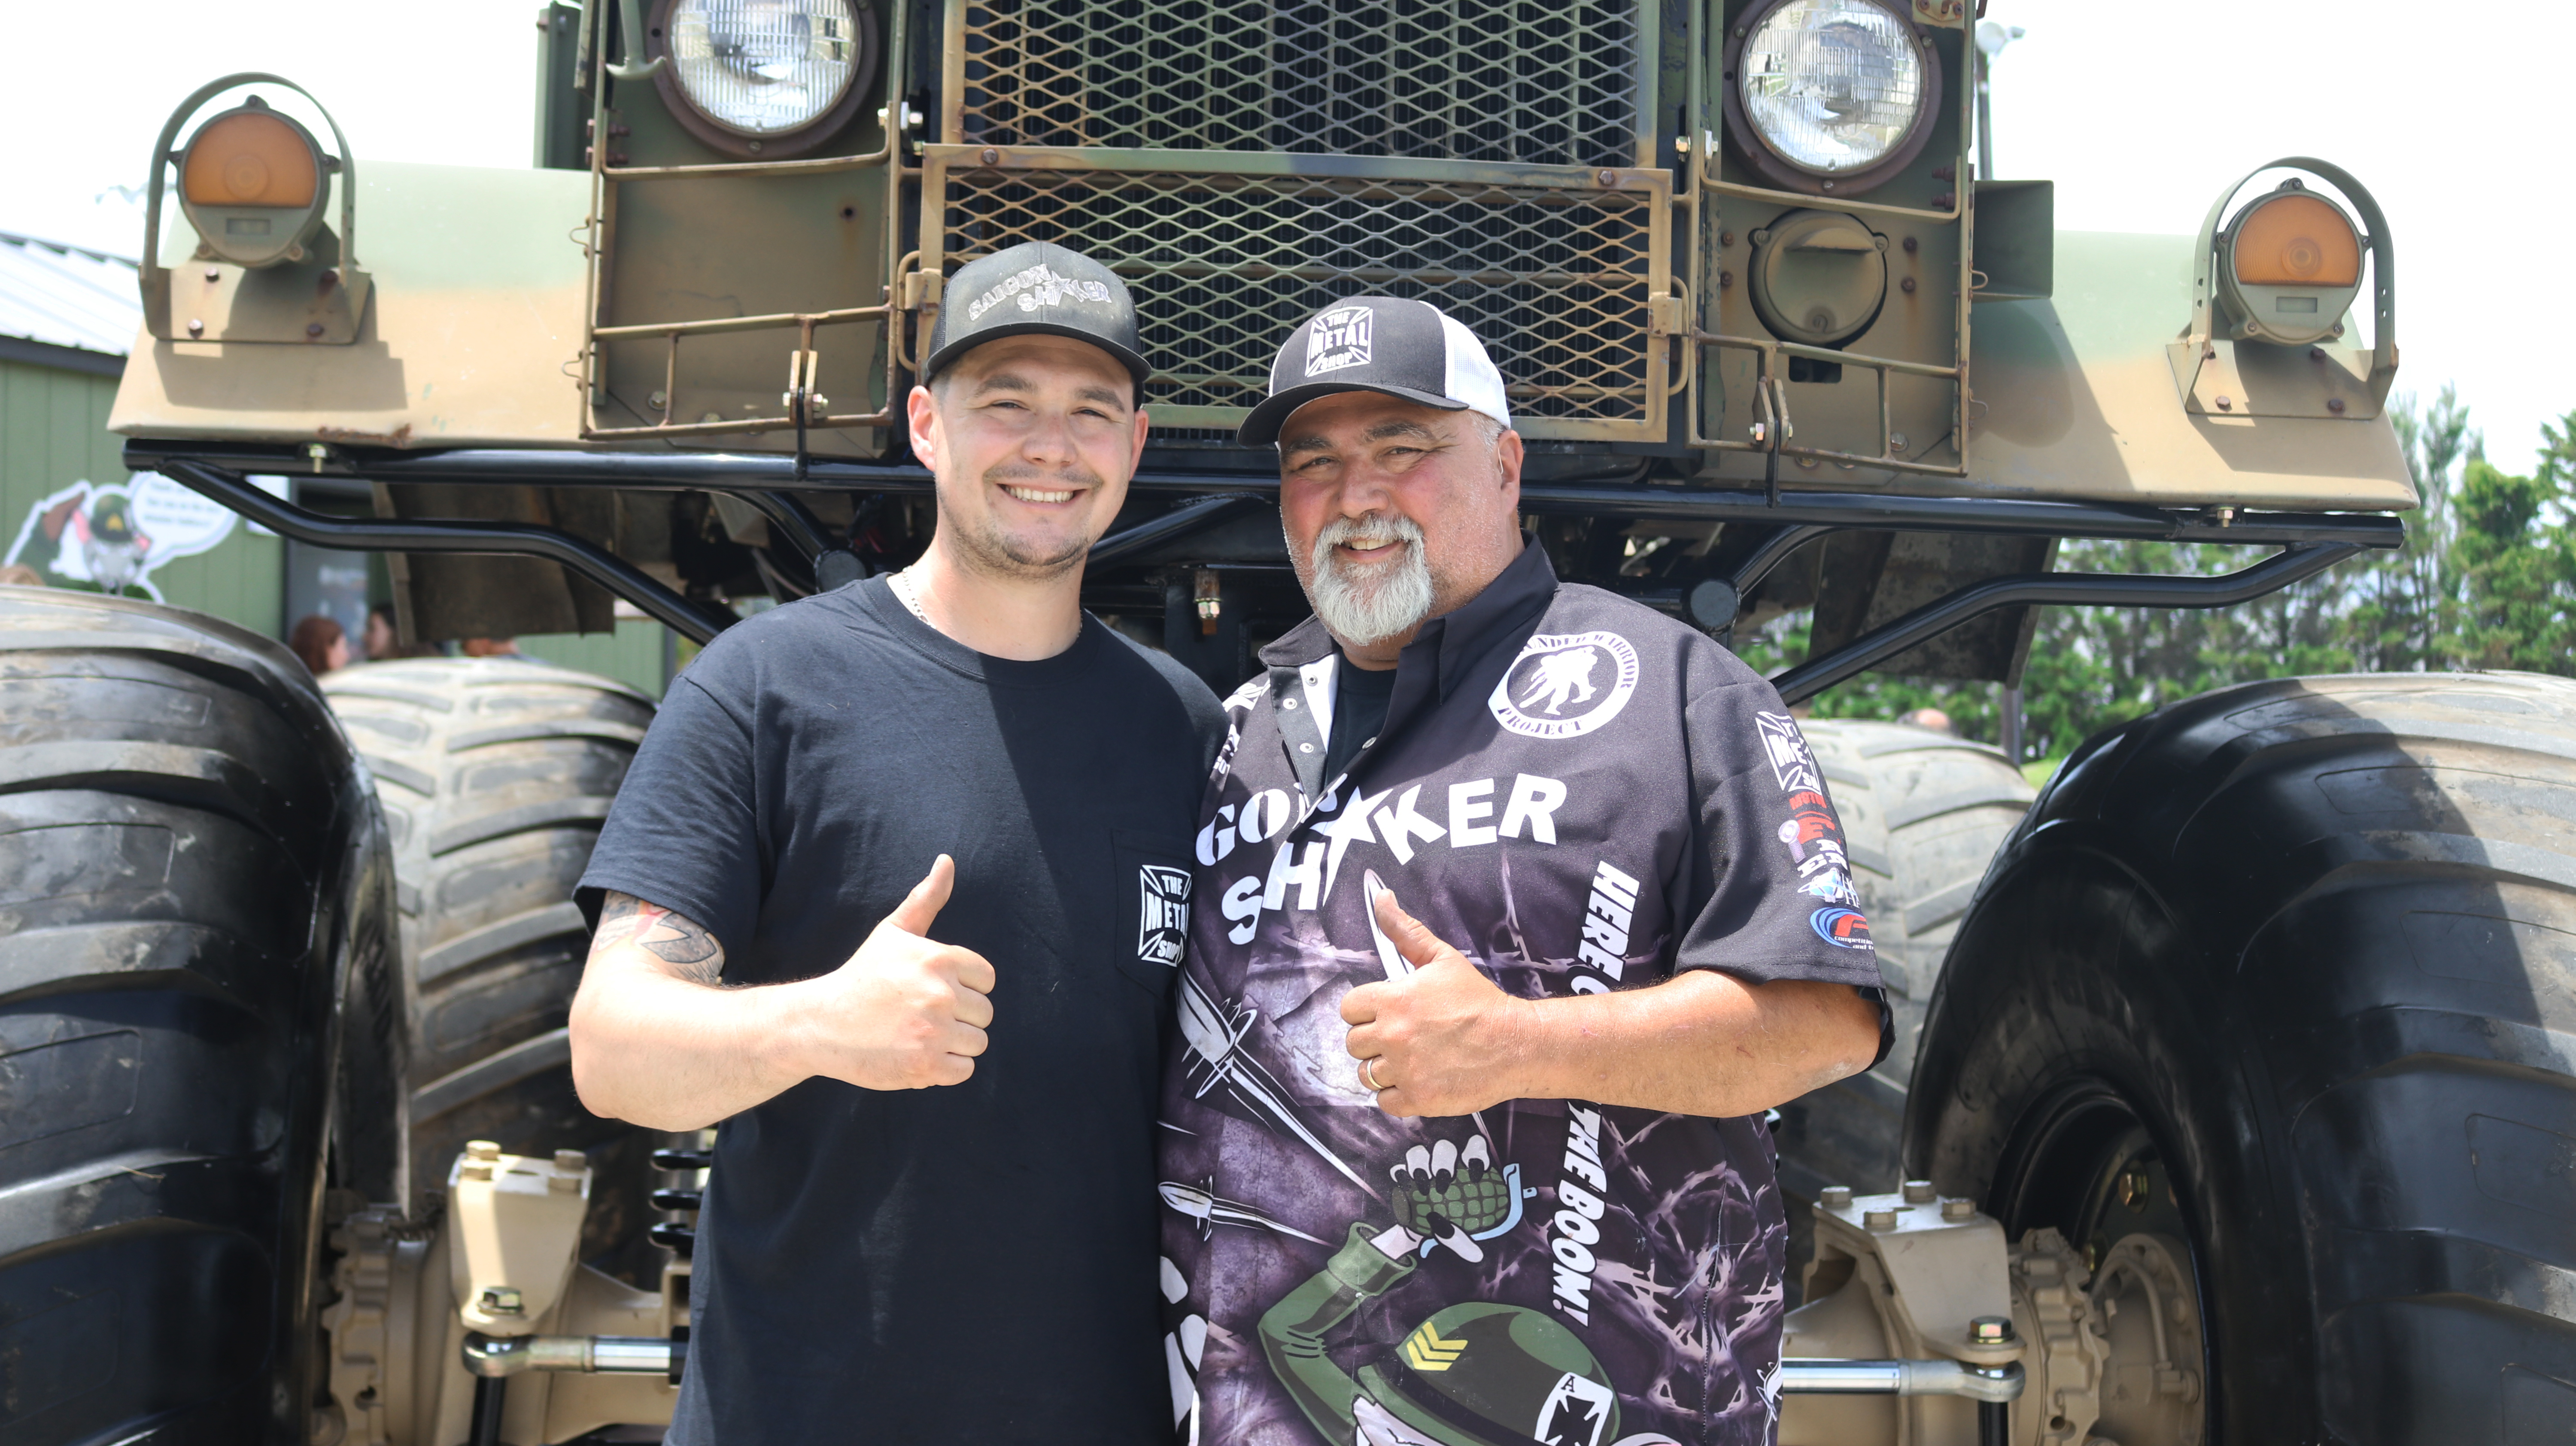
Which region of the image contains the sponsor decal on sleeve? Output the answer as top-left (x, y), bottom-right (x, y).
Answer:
top-left (1753, 711), bottom-right (1822, 795)
top-left (1490, 633), bottom-right (1640, 740)
top-left (1810, 905), bottom-right (1874, 951)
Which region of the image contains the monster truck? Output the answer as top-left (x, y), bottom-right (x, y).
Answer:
top-left (2, 3), bottom-right (2562, 1443)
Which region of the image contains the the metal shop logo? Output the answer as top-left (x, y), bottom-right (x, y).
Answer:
top-left (1303, 305), bottom-right (1373, 376)
top-left (1137, 864), bottom-right (1192, 967)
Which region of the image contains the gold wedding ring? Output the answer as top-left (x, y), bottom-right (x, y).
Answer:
top-left (1362, 1057), bottom-right (1385, 1092)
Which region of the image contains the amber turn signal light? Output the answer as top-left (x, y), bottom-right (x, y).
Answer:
top-left (176, 95), bottom-right (330, 269)
top-left (182, 107), bottom-right (318, 209)
top-left (2230, 192), bottom-right (2361, 288)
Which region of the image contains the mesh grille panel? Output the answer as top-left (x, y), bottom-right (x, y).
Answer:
top-left (957, 0), bottom-right (1639, 165)
top-left (941, 164), bottom-right (1658, 425)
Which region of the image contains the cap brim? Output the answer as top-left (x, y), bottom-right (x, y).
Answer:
top-left (1235, 381), bottom-right (1469, 447)
top-left (923, 321), bottom-right (1153, 389)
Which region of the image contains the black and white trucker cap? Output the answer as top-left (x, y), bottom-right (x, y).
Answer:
top-left (923, 241), bottom-right (1151, 387)
top-left (1236, 296), bottom-right (1512, 446)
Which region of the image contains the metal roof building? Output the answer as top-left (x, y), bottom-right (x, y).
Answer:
top-left (0, 229), bottom-right (140, 375)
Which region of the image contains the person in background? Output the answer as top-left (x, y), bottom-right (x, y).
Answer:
top-left (460, 637), bottom-right (530, 660)
top-left (361, 602), bottom-right (443, 661)
top-left (1903, 706), bottom-right (1956, 734)
top-left (0, 564), bottom-right (45, 588)
top-left (289, 614), bottom-right (351, 677)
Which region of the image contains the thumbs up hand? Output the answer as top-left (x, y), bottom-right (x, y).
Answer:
top-left (1340, 889), bottom-right (1540, 1119)
top-left (798, 854), bottom-right (997, 1091)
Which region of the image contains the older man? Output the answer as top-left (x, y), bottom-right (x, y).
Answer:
top-left (1156, 298), bottom-right (1887, 1446)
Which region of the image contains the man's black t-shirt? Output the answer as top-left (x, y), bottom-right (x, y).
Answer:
top-left (577, 577), bottom-right (1225, 1446)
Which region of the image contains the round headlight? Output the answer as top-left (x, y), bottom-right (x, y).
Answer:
top-left (1727, 0), bottom-right (1941, 195)
top-left (654, 0), bottom-right (875, 155)
top-left (177, 97), bottom-right (329, 268)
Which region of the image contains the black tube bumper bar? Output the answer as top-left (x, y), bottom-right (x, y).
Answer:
top-left (157, 458), bottom-right (740, 645)
top-left (1770, 541), bottom-right (2362, 704)
top-left (137, 443), bottom-right (2400, 695)
top-left (125, 439), bottom-right (2409, 549)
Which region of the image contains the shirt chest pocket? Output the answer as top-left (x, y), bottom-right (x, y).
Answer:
top-left (1110, 828), bottom-right (1196, 996)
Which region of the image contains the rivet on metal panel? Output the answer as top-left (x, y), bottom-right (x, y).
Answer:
top-left (982, 148), bottom-right (998, 164)
top-left (1719, 231), bottom-right (1735, 246)
top-left (1718, 270), bottom-right (1734, 289)
top-left (1902, 236), bottom-right (1917, 253)
top-left (2309, 346), bottom-right (2327, 361)
top-left (306, 322), bottom-right (326, 339)
top-left (2327, 397), bottom-right (2346, 413)
top-left (1598, 170), bottom-right (1615, 186)
top-left (203, 267), bottom-right (221, 282)
top-left (1901, 277), bottom-right (1916, 293)
top-left (186, 318), bottom-right (204, 337)
top-left (2215, 395), bottom-right (2232, 411)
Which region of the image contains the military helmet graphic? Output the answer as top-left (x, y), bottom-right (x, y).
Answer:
top-left (1358, 1302), bottom-right (1619, 1446)
top-left (88, 493), bottom-right (138, 544)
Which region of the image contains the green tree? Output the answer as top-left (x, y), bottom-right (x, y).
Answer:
top-left (1749, 389), bottom-right (2542, 761)
top-left (2445, 413), bottom-right (2576, 673)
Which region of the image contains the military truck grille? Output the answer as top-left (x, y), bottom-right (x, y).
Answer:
top-left (933, 161), bottom-right (1663, 433)
top-left (951, 0), bottom-right (1640, 166)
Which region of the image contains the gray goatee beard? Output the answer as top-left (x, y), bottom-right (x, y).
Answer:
top-left (1306, 513), bottom-right (1434, 646)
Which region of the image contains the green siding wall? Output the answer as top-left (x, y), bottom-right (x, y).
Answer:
top-left (0, 356), bottom-right (283, 635)
top-left (517, 617), bottom-right (674, 700)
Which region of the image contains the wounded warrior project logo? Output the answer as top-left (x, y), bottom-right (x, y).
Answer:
top-left (1137, 865), bottom-right (1192, 968)
top-left (1488, 632), bottom-right (1640, 740)
top-left (1303, 304), bottom-right (1373, 376)
top-left (1753, 712), bottom-right (1873, 952)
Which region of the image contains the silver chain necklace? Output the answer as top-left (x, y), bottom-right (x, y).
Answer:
top-left (889, 567), bottom-right (932, 624)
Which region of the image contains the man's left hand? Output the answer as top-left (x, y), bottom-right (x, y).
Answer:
top-left (1342, 890), bottom-right (1540, 1118)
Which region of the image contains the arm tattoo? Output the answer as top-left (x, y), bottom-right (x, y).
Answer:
top-left (596, 891), bottom-right (729, 987)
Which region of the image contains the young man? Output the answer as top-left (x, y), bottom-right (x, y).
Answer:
top-left (1157, 299), bottom-right (1888, 1446)
top-left (569, 242), bottom-right (1225, 1445)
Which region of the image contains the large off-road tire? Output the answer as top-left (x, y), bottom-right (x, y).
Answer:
top-left (1770, 720), bottom-right (2035, 1200)
top-left (0, 588), bottom-right (397, 1446)
top-left (320, 658), bottom-right (654, 1259)
top-left (1907, 672), bottom-right (2576, 1445)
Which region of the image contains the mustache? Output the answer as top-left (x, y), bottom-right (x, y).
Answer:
top-left (980, 458), bottom-right (1106, 492)
top-left (1313, 512), bottom-right (1425, 556)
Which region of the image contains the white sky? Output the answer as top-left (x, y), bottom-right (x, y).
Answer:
top-left (7, 0), bottom-right (2568, 474)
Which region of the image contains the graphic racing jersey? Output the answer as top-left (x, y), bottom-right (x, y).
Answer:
top-left (1157, 545), bottom-right (1888, 1446)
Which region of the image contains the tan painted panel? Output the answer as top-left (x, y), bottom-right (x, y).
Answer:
top-left (110, 161), bottom-right (592, 448)
top-left (1964, 298), bottom-right (2415, 511)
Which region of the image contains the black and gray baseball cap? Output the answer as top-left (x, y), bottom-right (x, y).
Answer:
top-left (923, 241), bottom-right (1151, 387)
top-left (1236, 296), bottom-right (1513, 446)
